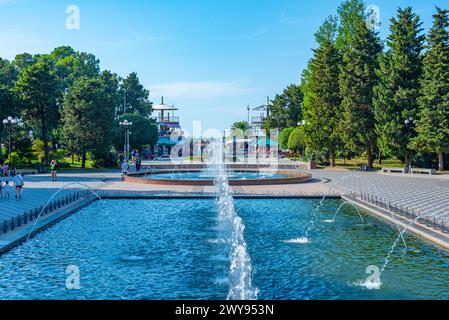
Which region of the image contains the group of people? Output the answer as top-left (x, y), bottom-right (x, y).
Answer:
top-left (0, 173), bottom-right (24, 200)
top-left (121, 158), bottom-right (142, 176)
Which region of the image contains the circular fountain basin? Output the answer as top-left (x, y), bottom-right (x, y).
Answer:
top-left (124, 168), bottom-right (312, 186)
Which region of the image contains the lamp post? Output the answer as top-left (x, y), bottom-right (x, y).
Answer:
top-left (2, 116), bottom-right (21, 169)
top-left (119, 120), bottom-right (133, 160)
top-left (403, 117), bottom-right (415, 173)
top-left (247, 104), bottom-right (250, 124)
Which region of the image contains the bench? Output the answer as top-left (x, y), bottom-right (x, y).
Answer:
top-left (16, 168), bottom-right (38, 175)
top-left (381, 167), bottom-right (406, 174)
top-left (411, 168), bottom-right (436, 175)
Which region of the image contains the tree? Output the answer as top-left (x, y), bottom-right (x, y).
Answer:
top-left (339, 21), bottom-right (383, 168)
top-left (302, 35), bottom-right (342, 167)
top-left (50, 46), bottom-right (100, 91)
top-left (336, 0), bottom-right (366, 51)
top-left (231, 121), bottom-right (251, 137)
top-left (61, 76), bottom-right (115, 168)
top-left (315, 16), bottom-right (339, 47)
top-left (373, 7), bottom-right (425, 170)
top-left (279, 127), bottom-right (294, 150)
top-left (112, 113), bottom-right (158, 153)
top-left (12, 53), bottom-right (37, 73)
top-left (121, 72), bottom-right (152, 116)
top-left (287, 126), bottom-right (306, 154)
top-left (264, 84), bottom-right (303, 130)
top-left (0, 58), bottom-right (19, 162)
top-left (15, 55), bottom-right (59, 167)
top-left (410, 8), bottom-right (449, 171)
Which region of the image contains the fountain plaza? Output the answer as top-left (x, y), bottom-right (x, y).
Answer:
top-left (1, 146), bottom-right (449, 299)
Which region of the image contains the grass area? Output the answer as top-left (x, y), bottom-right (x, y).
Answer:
top-left (333, 158), bottom-right (403, 171)
top-left (27, 158), bottom-right (103, 171)
top-left (289, 157), bottom-right (404, 171)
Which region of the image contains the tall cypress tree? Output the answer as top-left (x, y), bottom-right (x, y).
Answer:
top-left (339, 21), bottom-right (383, 168)
top-left (302, 37), bottom-right (342, 167)
top-left (410, 8), bottom-right (449, 171)
top-left (373, 7), bottom-right (425, 171)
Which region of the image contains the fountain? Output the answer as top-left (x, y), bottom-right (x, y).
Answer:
top-left (209, 139), bottom-right (258, 300)
top-left (26, 182), bottom-right (102, 242)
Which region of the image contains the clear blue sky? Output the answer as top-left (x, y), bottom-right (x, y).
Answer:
top-left (0, 0), bottom-right (447, 134)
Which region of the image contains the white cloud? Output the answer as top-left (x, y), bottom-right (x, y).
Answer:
top-left (150, 80), bottom-right (257, 99)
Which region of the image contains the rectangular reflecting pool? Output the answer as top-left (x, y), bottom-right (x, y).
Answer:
top-left (0, 199), bottom-right (448, 300)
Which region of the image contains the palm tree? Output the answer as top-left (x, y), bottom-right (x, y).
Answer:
top-left (230, 121), bottom-right (251, 137)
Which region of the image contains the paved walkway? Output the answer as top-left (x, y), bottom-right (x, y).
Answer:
top-left (0, 171), bottom-right (117, 225)
top-left (1, 166), bottom-right (449, 229)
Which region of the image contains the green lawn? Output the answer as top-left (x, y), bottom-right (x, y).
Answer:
top-left (289, 157), bottom-right (404, 171)
top-left (28, 158), bottom-right (99, 171)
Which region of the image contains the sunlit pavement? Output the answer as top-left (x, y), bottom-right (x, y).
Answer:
top-left (1, 165), bottom-right (449, 227)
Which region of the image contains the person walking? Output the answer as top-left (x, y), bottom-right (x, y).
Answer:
top-left (136, 157), bottom-right (142, 172)
top-left (50, 160), bottom-right (58, 182)
top-left (12, 173), bottom-right (24, 199)
top-left (121, 160), bottom-right (130, 176)
top-left (2, 180), bottom-right (12, 199)
top-left (1, 163), bottom-right (9, 176)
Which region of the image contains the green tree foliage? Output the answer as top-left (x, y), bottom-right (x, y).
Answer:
top-left (0, 58), bottom-right (19, 161)
top-left (231, 121), bottom-right (251, 137)
top-left (112, 113), bottom-right (158, 153)
top-left (339, 21), bottom-right (383, 168)
top-left (373, 7), bottom-right (425, 169)
top-left (336, 0), bottom-right (366, 51)
top-left (61, 76), bottom-right (116, 168)
top-left (279, 127), bottom-right (294, 150)
top-left (287, 126), bottom-right (306, 154)
top-left (50, 46), bottom-right (100, 91)
top-left (265, 84), bottom-right (303, 130)
top-left (410, 8), bottom-right (449, 171)
top-left (12, 53), bottom-right (37, 74)
top-left (15, 55), bottom-right (59, 166)
top-left (315, 15), bottom-right (339, 46)
top-left (302, 35), bottom-right (342, 167)
top-left (121, 72), bottom-right (152, 116)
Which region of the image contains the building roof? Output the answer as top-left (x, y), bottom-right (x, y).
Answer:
top-left (153, 96), bottom-right (178, 111)
top-left (153, 104), bottom-right (178, 111)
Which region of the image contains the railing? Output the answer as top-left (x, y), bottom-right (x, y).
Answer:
top-left (251, 117), bottom-right (267, 125)
top-left (356, 191), bottom-right (449, 232)
top-left (158, 116), bottom-right (179, 123)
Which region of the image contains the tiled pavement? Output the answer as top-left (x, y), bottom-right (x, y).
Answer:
top-left (1, 166), bottom-right (449, 229)
top-left (0, 171), bottom-right (119, 225)
top-left (309, 169), bottom-right (449, 223)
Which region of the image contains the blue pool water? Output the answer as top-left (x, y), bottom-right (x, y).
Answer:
top-left (0, 199), bottom-right (448, 300)
top-left (145, 171), bottom-right (288, 180)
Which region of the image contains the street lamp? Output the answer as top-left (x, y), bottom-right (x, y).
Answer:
top-left (119, 120), bottom-right (133, 159)
top-left (2, 116), bottom-right (22, 169)
top-left (403, 117), bottom-right (415, 173)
